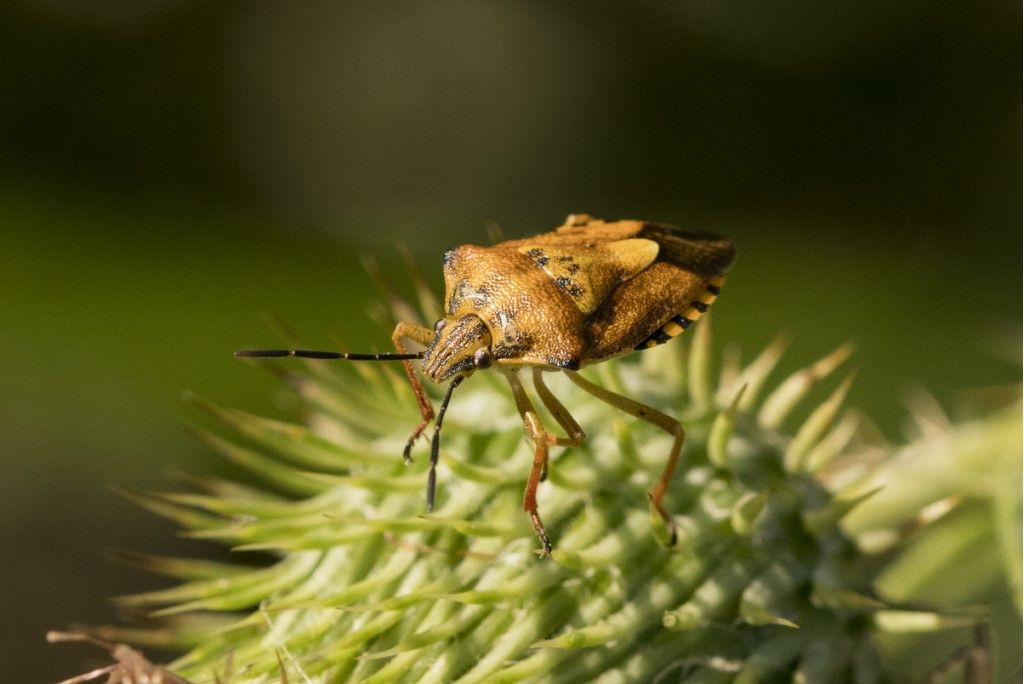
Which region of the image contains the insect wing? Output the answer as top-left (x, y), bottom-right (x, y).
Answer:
top-left (636, 222), bottom-right (735, 277)
top-left (566, 218), bottom-right (734, 361)
top-left (511, 215), bottom-right (734, 277)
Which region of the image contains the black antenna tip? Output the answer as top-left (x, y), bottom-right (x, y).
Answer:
top-left (293, 349), bottom-right (345, 359)
top-left (235, 348), bottom-right (350, 359)
top-left (235, 349), bottom-right (290, 358)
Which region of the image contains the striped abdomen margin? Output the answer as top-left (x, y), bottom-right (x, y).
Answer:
top-left (635, 276), bottom-right (725, 350)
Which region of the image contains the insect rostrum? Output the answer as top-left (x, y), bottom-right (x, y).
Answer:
top-left (237, 213), bottom-right (735, 556)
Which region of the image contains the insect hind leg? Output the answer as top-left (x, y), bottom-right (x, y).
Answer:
top-left (391, 322), bottom-right (436, 463)
top-left (564, 370), bottom-right (683, 546)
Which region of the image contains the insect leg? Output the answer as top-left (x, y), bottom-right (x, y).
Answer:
top-left (391, 322), bottom-right (436, 463)
top-left (48, 631), bottom-right (196, 684)
top-left (505, 370), bottom-right (554, 557)
top-left (531, 369), bottom-right (586, 447)
top-left (531, 368), bottom-right (586, 482)
top-left (565, 371), bottom-right (682, 545)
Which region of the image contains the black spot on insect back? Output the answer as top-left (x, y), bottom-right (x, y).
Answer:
top-left (525, 248), bottom-right (550, 267)
top-left (546, 355), bottom-right (580, 370)
top-left (554, 276), bottom-right (584, 299)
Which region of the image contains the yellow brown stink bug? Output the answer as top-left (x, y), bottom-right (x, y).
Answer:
top-left (237, 214), bottom-right (735, 556)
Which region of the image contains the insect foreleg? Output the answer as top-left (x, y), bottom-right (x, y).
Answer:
top-left (505, 370), bottom-right (554, 557)
top-left (565, 371), bottom-right (683, 546)
top-left (391, 321), bottom-right (436, 463)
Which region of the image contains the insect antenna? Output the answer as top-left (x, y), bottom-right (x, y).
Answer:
top-left (235, 349), bottom-right (423, 361)
top-left (426, 375), bottom-right (463, 512)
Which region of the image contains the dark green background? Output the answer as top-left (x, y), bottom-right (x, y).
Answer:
top-left (1, 3), bottom-right (1019, 681)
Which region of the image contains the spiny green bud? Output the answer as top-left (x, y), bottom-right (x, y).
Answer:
top-left (51, 303), bottom-right (1020, 682)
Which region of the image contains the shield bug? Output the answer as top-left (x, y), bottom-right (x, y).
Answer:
top-left (237, 214), bottom-right (735, 556)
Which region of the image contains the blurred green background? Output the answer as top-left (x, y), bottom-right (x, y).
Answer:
top-left (1, 2), bottom-right (1019, 681)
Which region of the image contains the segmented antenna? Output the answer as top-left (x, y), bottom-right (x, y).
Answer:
top-left (235, 349), bottom-right (422, 361)
top-left (426, 376), bottom-right (463, 512)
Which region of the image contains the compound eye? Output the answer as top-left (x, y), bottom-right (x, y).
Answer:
top-left (473, 348), bottom-right (492, 369)
top-left (433, 319), bottom-right (447, 334)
